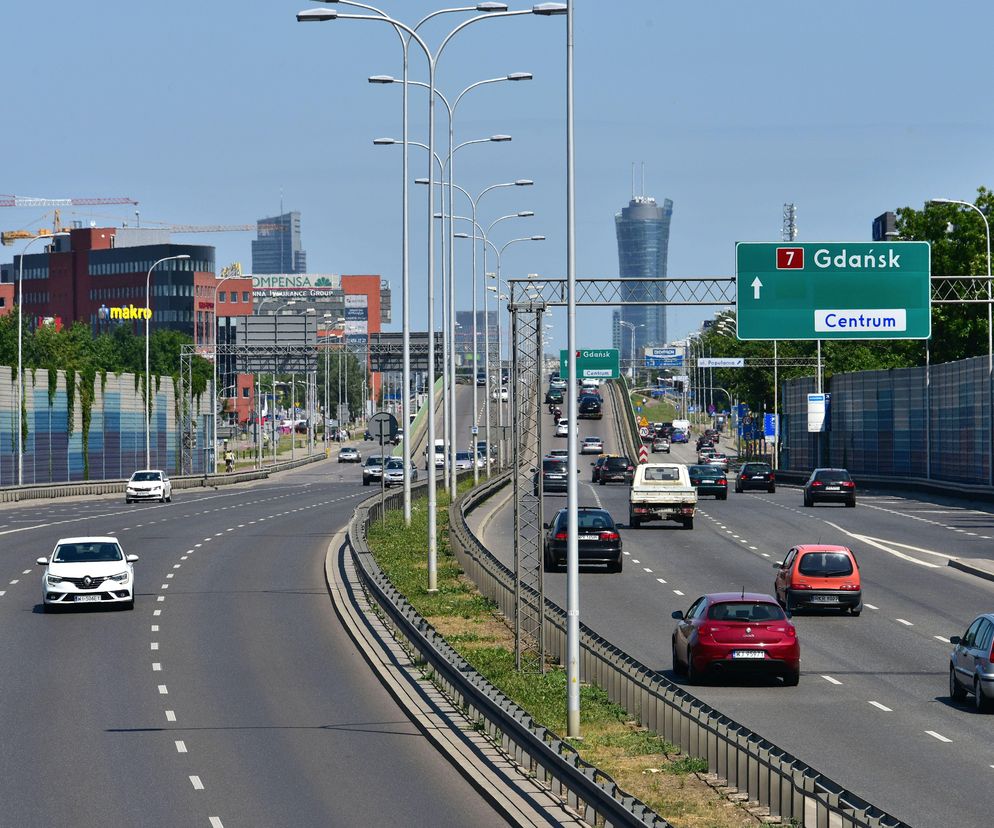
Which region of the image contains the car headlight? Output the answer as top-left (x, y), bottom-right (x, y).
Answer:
top-left (46, 574), bottom-right (64, 586)
top-left (109, 571), bottom-right (130, 583)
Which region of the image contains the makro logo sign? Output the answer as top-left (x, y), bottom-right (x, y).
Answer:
top-left (109, 304), bottom-right (152, 320)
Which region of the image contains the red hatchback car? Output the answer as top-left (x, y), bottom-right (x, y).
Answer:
top-left (773, 545), bottom-right (862, 615)
top-left (671, 592), bottom-right (800, 685)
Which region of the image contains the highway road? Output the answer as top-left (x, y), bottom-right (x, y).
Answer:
top-left (472, 383), bottom-right (994, 828)
top-left (0, 454), bottom-right (504, 827)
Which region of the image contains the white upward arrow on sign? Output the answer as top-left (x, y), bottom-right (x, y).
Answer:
top-left (751, 277), bottom-right (763, 300)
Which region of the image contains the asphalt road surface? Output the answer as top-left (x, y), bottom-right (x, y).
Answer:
top-left (0, 456), bottom-right (504, 827)
top-left (473, 384), bottom-right (994, 828)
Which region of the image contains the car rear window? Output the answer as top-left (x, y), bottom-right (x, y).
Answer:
top-left (689, 465), bottom-right (721, 476)
top-left (743, 463), bottom-right (771, 473)
top-left (814, 470), bottom-right (851, 483)
top-left (543, 460), bottom-right (567, 473)
top-left (577, 510), bottom-right (613, 530)
top-left (798, 551), bottom-right (854, 577)
top-left (708, 602), bottom-right (785, 621)
top-left (605, 458), bottom-right (630, 469)
top-left (643, 466), bottom-right (679, 481)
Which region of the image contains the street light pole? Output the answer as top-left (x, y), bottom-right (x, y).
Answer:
top-left (15, 232), bottom-right (68, 486)
top-left (211, 269), bottom-right (240, 475)
top-left (145, 254), bottom-right (190, 470)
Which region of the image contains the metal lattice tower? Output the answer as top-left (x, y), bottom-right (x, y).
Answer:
top-left (510, 299), bottom-right (545, 672)
top-left (782, 203), bottom-right (797, 242)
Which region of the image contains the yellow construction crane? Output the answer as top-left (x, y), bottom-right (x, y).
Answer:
top-left (0, 195), bottom-right (138, 246)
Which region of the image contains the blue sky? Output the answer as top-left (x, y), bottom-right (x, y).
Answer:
top-left (3, 1), bottom-right (994, 347)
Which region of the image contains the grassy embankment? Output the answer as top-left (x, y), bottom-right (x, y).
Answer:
top-left (365, 484), bottom-right (755, 828)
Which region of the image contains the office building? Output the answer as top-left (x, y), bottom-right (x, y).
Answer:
top-left (615, 193), bottom-right (673, 366)
top-left (455, 310), bottom-right (498, 367)
top-left (872, 211), bottom-right (898, 242)
top-left (1, 227), bottom-right (216, 342)
top-left (251, 212), bottom-right (307, 274)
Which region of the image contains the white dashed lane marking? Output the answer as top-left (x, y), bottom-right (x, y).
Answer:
top-left (822, 675), bottom-right (842, 685)
top-left (190, 775), bottom-right (205, 791)
top-left (165, 710), bottom-right (176, 722)
top-left (869, 701), bottom-right (892, 712)
top-left (925, 730), bottom-right (952, 743)
top-left (175, 740), bottom-right (187, 753)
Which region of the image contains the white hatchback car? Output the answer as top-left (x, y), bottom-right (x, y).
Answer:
top-left (38, 537), bottom-right (138, 611)
top-left (555, 418), bottom-right (570, 438)
top-left (126, 470), bottom-right (172, 503)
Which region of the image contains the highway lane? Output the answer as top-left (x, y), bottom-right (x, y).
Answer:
top-left (473, 383), bottom-right (994, 827)
top-left (0, 461), bottom-right (505, 827)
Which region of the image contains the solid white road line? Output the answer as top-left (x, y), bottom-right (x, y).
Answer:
top-left (822, 675), bottom-right (842, 685)
top-left (925, 730), bottom-right (952, 743)
top-left (868, 701), bottom-right (892, 712)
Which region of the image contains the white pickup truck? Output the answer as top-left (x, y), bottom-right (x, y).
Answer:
top-left (629, 463), bottom-right (698, 530)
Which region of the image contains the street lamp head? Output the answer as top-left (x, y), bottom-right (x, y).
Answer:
top-left (928, 198), bottom-right (952, 205)
top-left (454, 232), bottom-right (470, 239)
top-left (514, 179), bottom-right (534, 186)
top-left (476, 2), bottom-right (509, 10)
top-left (368, 75), bottom-right (396, 84)
top-left (530, 235), bottom-right (546, 241)
top-left (175, 255), bottom-right (191, 260)
top-left (372, 138), bottom-right (397, 145)
top-left (517, 211), bottom-right (535, 217)
top-left (507, 72), bottom-right (533, 81)
top-left (296, 9), bottom-right (336, 22)
top-left (414, 178), bottom-right (430, 185)
top-left (490, 134), bottom-right (512, 142)
top-left (532, 3), bottom-right (567, 14)
top-left (486, 285), bottom-right (497, 292)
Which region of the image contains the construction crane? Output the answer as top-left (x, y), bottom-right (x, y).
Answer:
top-left (0, 195), bottom-right (138, 246)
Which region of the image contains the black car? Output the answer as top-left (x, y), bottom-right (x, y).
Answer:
top-left (545, 387), bottom-right (564, 405)
top-left (599, 456), bottom-right (634, 485)
top-left (590, 455), bottom-right (611, 482)
top-left (534, 457), bottom-right (569, 494)
top-left (736, 462), bottom-right (775, 493)
top-left (803, 468), bottom-right (856, 507)
top-left (688, 464), bottom-right (727, 500)
top-left (578, 395), bottom-right (602, 419)
top-left (543, 507), bottom-right (622, 572)
top-left (476, 371), bottom-right (487, 386)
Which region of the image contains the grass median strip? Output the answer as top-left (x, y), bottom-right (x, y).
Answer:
top-left (365, 486), bottom-right (755, 828)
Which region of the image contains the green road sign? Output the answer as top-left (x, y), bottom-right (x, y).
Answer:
top-left (559, 348), bottom-right (619, 379)
top-left (735, 242), bottom-right (931, 340)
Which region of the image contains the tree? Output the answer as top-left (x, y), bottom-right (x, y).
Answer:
top-left (896, 187), bottom-right (993, 364)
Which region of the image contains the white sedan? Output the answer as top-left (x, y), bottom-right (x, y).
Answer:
top-left (555, 418), bottom-right (570, 438)
top-left (581, 436), bottom-right (604, 454)
top-left (38, 536), bottom-right (138, 611)
top-left (125, 470), bottom-right (172, 503)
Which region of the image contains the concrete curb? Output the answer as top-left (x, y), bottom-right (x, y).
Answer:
top-left (948, 557), bottom-right (994, 583)
top-left (323, 528), bottom-right (584, 828)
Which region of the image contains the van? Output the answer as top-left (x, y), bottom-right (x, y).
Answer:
top-left (671, 418), bottom-right (691, 434)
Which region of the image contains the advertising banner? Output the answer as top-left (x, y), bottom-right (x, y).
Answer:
top-left (344, 294), bottom-right (368, 308)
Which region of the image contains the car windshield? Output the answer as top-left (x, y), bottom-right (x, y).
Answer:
top-left (549, 449), bottom-right (568, 457)
top-left (456, 452), bottom-right (472, 461)
top-left (53, 542), bottom-right (124, 563)
top-left (385, 459), bottom-right (404, 470)
top-left (708, 602), bottom-right (786, 621)
top-left (543, 460), bottom-right (567, 473)
top-left (131, 472), bottom-right (161, 482)
top-left (798, 552), bottom-right (854, 577)
top-left (689, 465), bottom-right (721, 476)
top-left (605, 458), bottom-right (630, 469)
top-left (365, 456), bottom-right (384, 466)
top-left (643, 466), bottom-right (679, 481)
top-left (814, 470), bottom-right (851, 483)
top-left (743, 463), bottom-right (771, 473)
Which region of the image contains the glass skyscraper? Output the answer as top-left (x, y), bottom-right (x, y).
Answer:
top-left (251, 211), bottom-right (307, 274)
top-left (614, 195), bottom-right (673, 366)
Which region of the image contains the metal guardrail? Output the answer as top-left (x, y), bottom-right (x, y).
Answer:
top-left (609, 377), bottom-right (641, 462)
top-left (0, 452), bottom-right (325, 503)
top-left (347, 481), bottom-right (669, 827)
top-left (451, 472), bottom-right (910, 828)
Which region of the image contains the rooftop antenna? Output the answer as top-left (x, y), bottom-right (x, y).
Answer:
top-left (641, 161), bottom-right (646, 198)
top-left (631, 162), bottom-right (635, 200)
top-left (741, 585), bottom-right (745, 599)
top-left (782, 203), bottom-right (797, 242)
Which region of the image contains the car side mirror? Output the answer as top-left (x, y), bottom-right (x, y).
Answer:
top-left (36, 557), bottom-right (48, 566)
top-left (543, 522), bottom-right (550, 529)
top-left (126, 554), bottom-right (139, 563)
top-left (671, 610), bottom-right (684, 620)
top-left (950, 635), bottom-right (962, 645)
top-left (772, 562), bottom-right (783, 569)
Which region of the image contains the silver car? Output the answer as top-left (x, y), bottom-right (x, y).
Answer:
top-left (454, 451), bottom-right (475, 471)
top-left (384, 458), bottom-right (418, 487)
top-left (949, 613), bottom-right (994, 712)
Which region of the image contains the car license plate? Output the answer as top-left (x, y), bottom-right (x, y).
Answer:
top-left (826, 485), bottom-right (840, 491)
top-left (74, 595), bottom-right (101, 603)
top-left (578, 534), bottom-right (599, 540)
top-left (811, 595), bottom-right (836, 603)
top-left (547, 475), bottom-right (563, 480)
top-left (731, 650), bottom-right (765, 659)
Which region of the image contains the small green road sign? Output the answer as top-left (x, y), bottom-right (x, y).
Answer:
top-left (735, 242), bottom-right (931, 340)
top-left (559, 348), bottom-right (620, 379)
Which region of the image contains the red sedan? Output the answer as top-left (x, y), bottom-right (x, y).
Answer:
top-left (671, 592), bottom-right (800, 685)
